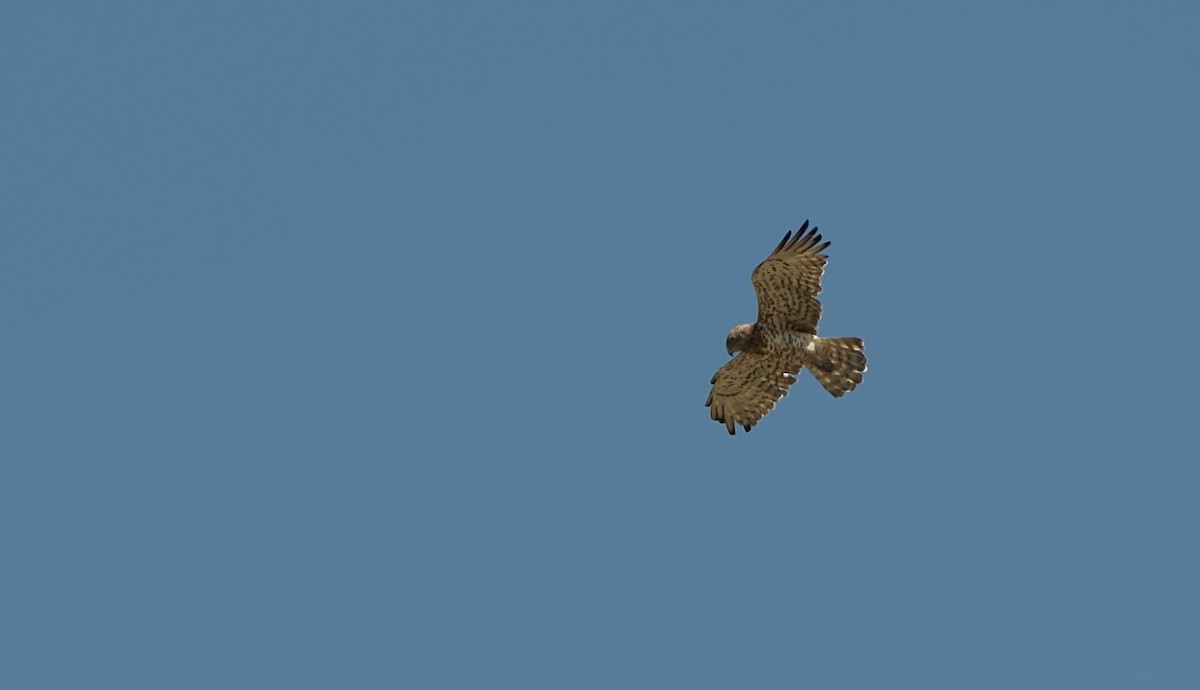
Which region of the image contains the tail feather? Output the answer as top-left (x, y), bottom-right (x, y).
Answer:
top-left (808, 337), bottom-right (867, 397)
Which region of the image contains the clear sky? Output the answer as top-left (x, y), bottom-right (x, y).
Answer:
top-left (4, 1), bottom-right (1199, 688)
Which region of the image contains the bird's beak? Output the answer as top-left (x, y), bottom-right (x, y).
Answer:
top-left (726, 344), bottom-right (735, 357)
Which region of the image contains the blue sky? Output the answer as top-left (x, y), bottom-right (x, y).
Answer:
top-left (4, 1), bottom-right (1199, 688)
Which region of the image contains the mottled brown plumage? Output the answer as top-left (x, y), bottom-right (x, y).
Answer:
top-left (706, 221), bottom-right (867, 435)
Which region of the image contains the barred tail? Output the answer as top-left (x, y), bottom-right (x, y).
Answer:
top-left (808, 337), bottom-right (867, 397)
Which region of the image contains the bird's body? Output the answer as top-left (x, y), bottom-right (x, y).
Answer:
top-left (726, 323), bottom-right (816, 358)
top-left (706, 221), bottom-right (867, 435)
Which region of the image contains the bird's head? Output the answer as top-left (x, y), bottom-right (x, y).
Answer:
top-left (725, 323), bottom-right (756, 356)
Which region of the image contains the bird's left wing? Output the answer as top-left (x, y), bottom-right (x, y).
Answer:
top-left (751, 221), bottom-right (829, 333)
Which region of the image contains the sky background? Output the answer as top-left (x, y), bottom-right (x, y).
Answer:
top-left (3, 1), bottom-right (1199, 688)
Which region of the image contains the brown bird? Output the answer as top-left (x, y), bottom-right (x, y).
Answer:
top-left (706, 221), bottom-right (867, 434)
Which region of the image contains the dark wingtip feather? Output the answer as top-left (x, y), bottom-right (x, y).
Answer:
top-left (773, 230), bottom-right (793, 254)
top-left (788, 221), bottom-right (825, 254)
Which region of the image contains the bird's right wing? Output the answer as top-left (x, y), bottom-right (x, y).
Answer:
top-left (705, 353), bottom-right (800, 435)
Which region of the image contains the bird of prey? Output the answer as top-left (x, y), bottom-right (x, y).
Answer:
top-left (706, 221), bottom-right (867, 435)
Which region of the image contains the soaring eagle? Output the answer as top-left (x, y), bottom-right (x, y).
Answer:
top-left (706, 221), bottom-right (867, 435)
